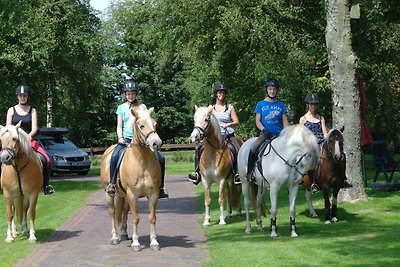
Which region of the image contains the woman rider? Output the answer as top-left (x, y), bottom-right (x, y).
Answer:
top-left (6, 85), bottom-right (54, 195)
top-left (106, 80), bottom-right (169, 198)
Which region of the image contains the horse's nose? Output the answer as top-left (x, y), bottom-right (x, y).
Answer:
top-left (1, 152), bottom-right (12, 165)
top-left (190, 129), bottom-right (199, 143)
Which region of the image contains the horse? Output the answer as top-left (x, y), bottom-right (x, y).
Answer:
top-left (303, 127), bottom-right (347, 224)
top-left (100, 106), bottom-right (163, 251)
top-left (0, 122), bottom-right (43, 243)
top-left (238, 124), bottom-right (320, 237)
top-left (190, 105), bottom-right (242, 226)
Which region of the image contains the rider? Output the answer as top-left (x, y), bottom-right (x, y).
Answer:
top-left (300, 93), bottom-right (352, 190)
top-left (6, 85), bottom-right (54, 195)
top-left (188, 83), bottom-right (240, 185)
top-left (246, 78), bottom-right (289, 182)
top-left (106, 80), bottom-right (169, 198)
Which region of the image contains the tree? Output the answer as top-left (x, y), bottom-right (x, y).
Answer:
top-left (325, 0), bottom-right (367, 200)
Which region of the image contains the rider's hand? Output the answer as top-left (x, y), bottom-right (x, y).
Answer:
top-left (118, 137), bottom-right (125, 144)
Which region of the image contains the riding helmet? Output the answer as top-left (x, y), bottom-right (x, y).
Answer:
top-left (264, 78), bottom-right (280, 89)
top-left (213, 83), bottom-right (227, 93)
top-left (123, 80), bottom-right (139, 92)
top-left (305, 93), bottom-right (320, 104)
top-left (15, 85), bottom-right (30, 95)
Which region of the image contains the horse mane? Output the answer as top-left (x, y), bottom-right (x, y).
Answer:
top-left (209, 112), bottom-right (224, 145)
top-left (280, 124), bottom-right (320, 168)
top-left (0, 125), bottom-right (34, 158)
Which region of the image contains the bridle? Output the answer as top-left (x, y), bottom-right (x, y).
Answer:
top-left (133, 118), bottom-right (158, 147)
top-left (193, 113), bottom-right (223, 150)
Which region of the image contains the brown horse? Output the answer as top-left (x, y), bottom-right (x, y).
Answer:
top-left (100, 106), bottom-right (163, 251)
top-left (0, 122), bottom-right (43, 243)
top-left (304, 127), bottom-right (347, 224)
top-left (190, 105), bottom-right (241, 226)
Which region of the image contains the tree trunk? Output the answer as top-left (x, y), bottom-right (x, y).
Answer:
top-left (46, 83), bottom-right (53, 127)
top-left (325, 0), bottom-right (367, 201)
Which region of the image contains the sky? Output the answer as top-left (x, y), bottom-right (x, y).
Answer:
top-left (90, 0), bottom-right (111, 13)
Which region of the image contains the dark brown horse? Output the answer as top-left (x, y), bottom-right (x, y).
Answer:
top-left (304, 127), bottom-right (347, 224)
top-left (0, 122), bottom-right (43, 243)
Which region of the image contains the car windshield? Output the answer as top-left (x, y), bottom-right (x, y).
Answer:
top-left (41, 138), bottom-right (78, 150)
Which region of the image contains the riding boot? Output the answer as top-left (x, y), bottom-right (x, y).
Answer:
top-left (188, 145), bottom-right (202, 185)
top-left (246, 150), bottom-right (257, 182)
top-left (158, 151), bottom-right (169, 199)
top-left (309, 170), bottom-right (320, 194)
top-left (107, 146), bottom-right (121, 197)
top-left (43, 167), bottom-right (54, 195)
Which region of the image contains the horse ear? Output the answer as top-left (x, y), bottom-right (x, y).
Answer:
top-left (195, 105), bottom-right (199, 111)
top-left (16, 121), bottom-right (22, 129)
top-left (340, 126), bottom-right (345, 133)
top-left (131, 109), bottom-right (140, 118)
top-left (207, 105), bottom-right (213, 114)
top-left (148, 107), bottom-right (154, 115)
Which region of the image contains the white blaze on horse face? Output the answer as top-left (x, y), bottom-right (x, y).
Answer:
top-left (334, 139), bottom-right (341, 159)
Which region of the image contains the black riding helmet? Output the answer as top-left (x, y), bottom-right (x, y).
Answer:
top-left (213, 83), bottom-right (227, 94)
top-left (15, 85), bottom-right (30, 95)
top-left (123, 80), bottom-right (139, 93)
top-left (305, 93), bottom-right (319, 104)
top-left (264, 78), bottom-right (280, 99)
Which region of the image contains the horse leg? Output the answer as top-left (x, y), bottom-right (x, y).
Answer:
top-left (269, 184), bottom-right (278, 237)
top-left (115, 196), bottom-right (129, 241)
top-left (288, 184), bottom-right (299, 237)
top-left (323, 188), bottom-right (332, 224)
top-left (202, 183), bottom-right (211, 226)
top-left (148, 194), bottom-right (160, 251)
top-left (106, 193), bottom-right (120, 245)
top-left (218, 179), bottom-right (226, 225)
top-left (224, 178), bottom-right (233, 219)
top-left (4, 192), bottom-right (15, 243)
top-left (22, 197), bottom-right (29, 237)
top-left (242, 180), bottom-right (252, 234)
top-left (256, 186), bottom-right (264, 232)
top-left (305, 190), bottom-right (318, 218)
top-left (126, 192), bottom-right (141, 251)
top-left (27, 195), bottom-right (39, 243)
top-left (331, 188), bottom-right (340, 223)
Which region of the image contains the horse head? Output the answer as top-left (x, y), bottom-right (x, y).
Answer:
top-left (0, 122), bottom-right (29, 165)
top-left (190, 105), bottom-right (213, 143)
top-left (131, 107), bottom-right (163, 150)
top-left (325, 127), bottom-right (345, 161)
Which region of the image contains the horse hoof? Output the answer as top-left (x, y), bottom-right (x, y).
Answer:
top-left (310, 213), bottom-right (318, 218)
top-left (111, 239), bottom-right (120, 245)
top-left (203, 222), bottom-right (211, 227)
top-left (5, 238), bottom-right (14, 243)
top-left (290, 232), bottom-right (298, 238)
top-left (245, 229), bottom-right (251, 234)
top-left (29, 238), bottom-right (37, 244)
top-left (331, 217), bottom-right (338, 223)
top-left (219, 221), bottom-right (226, 226)
top-left (270, 232), bottom-right (278, 238)
top-left (151, 244), bottom-right (160, 251)
top-left (120, 234), bottom-right (129, 241)
top-left (132, 245), bottom-right (142, 252)
top-left (324, 220), bottom-right (331, 225)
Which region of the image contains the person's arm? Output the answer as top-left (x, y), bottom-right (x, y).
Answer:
top-left (225, 105), bottom-right (239, 128)
top-left (255, 113), bottom-right (265, 131)
top-left (116, 114), bottom-right (124, 143)
top-left (282, 114), bottom-right (289, 128)
top-left (299, 115), bottom-right (306, 125)
top-left (6, 107), bottom-right (13, 125)
top-left (29, 108), bottom-right (38, 140)
top-left (320, 116), bottom-right (329, 138)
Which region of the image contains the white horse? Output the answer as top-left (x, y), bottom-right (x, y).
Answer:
top-left (238, 124), bottom-right (320, 237)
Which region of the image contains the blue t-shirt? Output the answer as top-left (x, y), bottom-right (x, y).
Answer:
top-left (116, 102), bottom-right (147, 140)
top-left (254, 99), bottom-right (287, 136)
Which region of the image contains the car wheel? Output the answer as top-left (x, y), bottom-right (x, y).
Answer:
top-left (78, 171), bottom-right (89, 176)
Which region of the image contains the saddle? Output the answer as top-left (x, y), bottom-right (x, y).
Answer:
top-left (115, 146), bottom-right (128, 177)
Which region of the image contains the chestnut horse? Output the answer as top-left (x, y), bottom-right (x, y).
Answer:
top-left (100, 106), bottom-right (163, 251)
top-left (238, 125), bottom-right (320, 237)
top-left (190, 105), bottom-right (241, 226)
top-left (304, 127), bottom-right (348, 224)
top-left (0, 122), bottom-right (43, 243)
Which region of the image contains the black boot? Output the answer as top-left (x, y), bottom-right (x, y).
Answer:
top-left (188, 171), bottom-right (201, 185)
top-left (158, 153), bottom-right (169, 199)
top-left (43, 167), bottom-right (54, 195)
top-left (246, 150), bottom-right (257, 182)
top-left (343, 179), bottom-right (353, 188)
top-left (188, 145), bottom-right (202, 185)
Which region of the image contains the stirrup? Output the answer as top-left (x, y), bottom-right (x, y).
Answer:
top-left (310, 183), bottom-right (320, 194)
top-left (188, 172), bottom-right (201, 185)
top-left (159, 188), bottom-right (169, 199)
top-left (234, 173), bottom-right (241, 185)
top-left (106, 183), bottom-right (116, 197)
top-left (45, 185), bottom-right (54, 195)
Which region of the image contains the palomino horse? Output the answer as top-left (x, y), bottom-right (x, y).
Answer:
top-left (0, 122), bottom-right (43, 243)
top-left (100, 106), bottom-right (163, 251)
top-left (304, 127), bottom-right (348, 224)
top-left (238, 124), bottom-right (320, 237)
top-left (190, 105), bottom-right (241, 226)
